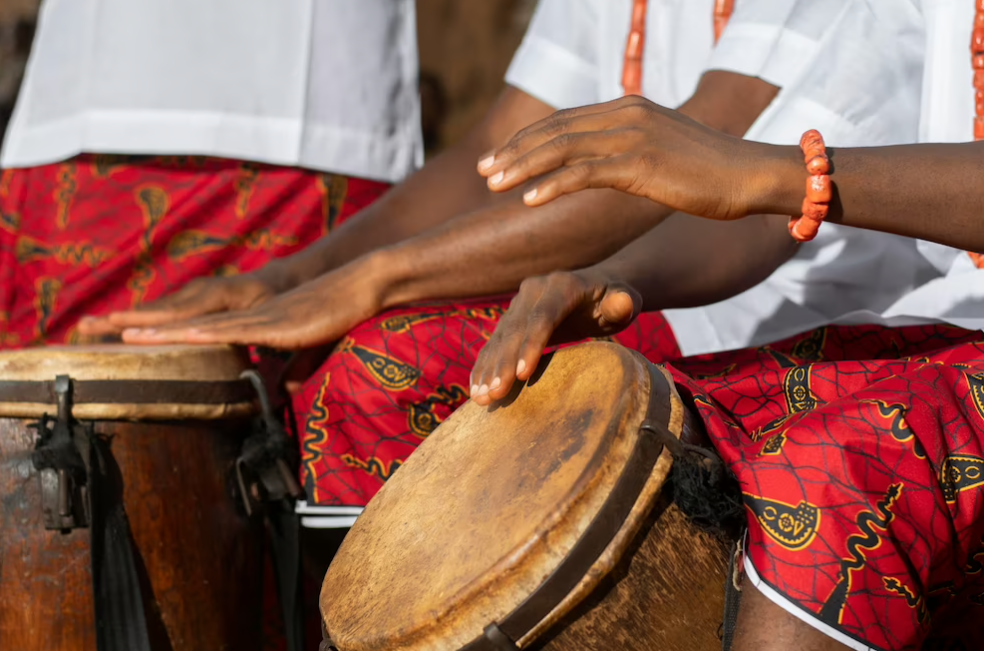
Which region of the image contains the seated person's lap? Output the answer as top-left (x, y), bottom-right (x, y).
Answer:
top-left (668, 323), bottom-right (984, 649)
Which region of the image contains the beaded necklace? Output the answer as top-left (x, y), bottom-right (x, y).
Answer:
top-left (622, 0), bottom-right (735, 97)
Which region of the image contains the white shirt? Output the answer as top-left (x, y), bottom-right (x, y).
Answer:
top-left (863, 0), bottom-right (984, 333)
top-left (507, 0), bottom-right (940, 356)
top-left (506, 0), bottom-right (717, 111)
top-left (1, 0), bottom-right (423, 183)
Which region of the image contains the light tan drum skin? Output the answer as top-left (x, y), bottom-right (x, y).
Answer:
top-left (0, 345), bottom-right (263, 651)
top-left (321, 342), bottom-right (730, 651)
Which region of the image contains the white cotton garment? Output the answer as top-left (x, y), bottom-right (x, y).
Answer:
top-left (858, 0), bottom-right (984, 334)
top-left (0, 0), bottom-right (423, 183)
top-left (507, 0), bottom-right (942, 357)
top-left (682, 0), bottom-right (984, 342)
top-left (505, 0), bottom-right (717, 110)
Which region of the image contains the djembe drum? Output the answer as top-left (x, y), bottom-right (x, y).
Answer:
top-left (321, 342), bottom-right (731, 651)
top-left (0, 344), bottom-right (267, 651)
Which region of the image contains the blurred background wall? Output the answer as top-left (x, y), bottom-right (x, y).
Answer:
top-left (0, 0), bottom-right (536, 156)
top-left (417, 0), bottom-right (534, 153)
top-left (0, 0), bottom-right (38, 146)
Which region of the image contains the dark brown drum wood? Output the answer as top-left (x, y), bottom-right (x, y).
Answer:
top-left (321, 342), bottom-right (730, 651)
top-left (0, 417), bottom-right (263, 651)
top-left (0, 344), bottom-right (263, 651)
top-left (533, 500), bottom-right (729, 651)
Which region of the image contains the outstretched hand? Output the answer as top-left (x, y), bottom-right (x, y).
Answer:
top-left (476, 95), bottom-right (771, 221)
top-left (470, 270), bottom-right (640, 406)
top-left (100, 265), bottom-right (380, 350)
top-left (77, 270), bottom-right (286, 337)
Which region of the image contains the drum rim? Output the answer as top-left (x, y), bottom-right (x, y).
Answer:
top-left (453, 356), bottom-right (683, 651)
top-left (0, 378), bottom-right (255, 406)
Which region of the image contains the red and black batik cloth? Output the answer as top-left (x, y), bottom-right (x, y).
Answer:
top-left (663, 324), bottom-right (984, 651)
top-left (0, 155), bottom-right (388, 347)
top-left (291, 303), bottom-right (682, 506)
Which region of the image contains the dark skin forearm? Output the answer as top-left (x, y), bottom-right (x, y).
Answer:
top-left (591, 212), bottom-right (796, 312)
top-left (372, 72), bottom-right (780, 309)
top-left (375, 189), bottom-right (665, 307)
top-left (269, 87), bottom-right (556, 289)
top-left (755, 142), bottom-right (984, 252)
top-left (481, 94), bottom-right (984, 253)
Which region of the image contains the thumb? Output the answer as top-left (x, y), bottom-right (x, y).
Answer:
top-left (598, 286), bottom-right (640, 327)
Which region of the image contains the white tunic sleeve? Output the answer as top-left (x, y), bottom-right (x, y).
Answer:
top-left (504, 0), bottom-right (602, 110)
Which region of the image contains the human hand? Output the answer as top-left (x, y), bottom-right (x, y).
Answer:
top-left (77, 267), bottom-right (290, 337)
top-left (470, 269), bottom-right (640, 406)
top-left (115, 263), bottom-right (380, 350)
top-left (477, 95), bottom-right (775, 221)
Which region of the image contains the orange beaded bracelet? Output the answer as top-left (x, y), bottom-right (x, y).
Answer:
top-left (788, 130), bottom-right (830, 243)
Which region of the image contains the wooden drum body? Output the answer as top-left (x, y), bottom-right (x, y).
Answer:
top-left (0, 345), bottom-right (264, 651)
top-left (322, 342), bottom-right (730, 651)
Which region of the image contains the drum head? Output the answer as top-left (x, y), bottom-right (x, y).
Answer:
top-left (0, 344), bottom-right (255, 420)
top-left (322, 342), bottom-right (680, 651)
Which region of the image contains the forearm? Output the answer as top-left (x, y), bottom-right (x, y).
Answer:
top-left (268, 136), bottom-right (497, 289)
top-left (269, 88), bottom-right (557, 289)
top-left (372, 189), bottom-right (671, 307)
top-left (590, 212), bottom-right (796, 311)
top-left (752, 142), bottom-right (984, 252)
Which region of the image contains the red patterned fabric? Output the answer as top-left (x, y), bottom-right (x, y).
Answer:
top-left (0, 155), bottom-right (388, 347)
top-left (667, 324), bottom-right (984, 650)
top-left (292, 304), bottom-right (682, 506)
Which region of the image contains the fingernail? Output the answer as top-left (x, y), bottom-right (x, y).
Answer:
top-left (523, 189), bottom-right (538, 203)
top-left (471, 384), bottom-right (479, 397)
top-left (478, 156), bottom-right (495, 172)
top-left (490, 377), bottom-right (501, 390)
top-left (124, 328), bottom-right (155, 337)
top-left (489, 171), bottom-right (504, 187)
top-left (517, 359), bottom-right (527, 375)
top-left (478, 384), bottom-right (489, 397)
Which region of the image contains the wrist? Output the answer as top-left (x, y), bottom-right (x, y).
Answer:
top-left (742, 144), bottom-right (804, 217)
top-left (358, 248), bottom-right (410, 312)
top-left (251, 258), bottom-right (301, 295)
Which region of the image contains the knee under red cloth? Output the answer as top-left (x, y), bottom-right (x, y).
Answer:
top-left (0, 155), bottom-right (388, 346)
top-left (667, 324), bottom-right (984, 651)
top-left (291, 303), bottom-right (682, 507)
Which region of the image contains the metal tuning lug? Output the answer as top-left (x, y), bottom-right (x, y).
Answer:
top-left (235, 371), bottom-right (306, 516)
top-left (31, 375), bottom-right (91, 531)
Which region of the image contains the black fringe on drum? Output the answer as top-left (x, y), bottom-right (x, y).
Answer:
top-left (669, 444), bottom-right (745, 541)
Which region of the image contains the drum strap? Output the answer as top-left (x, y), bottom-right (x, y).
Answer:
top-left (459, 363), bottom-right (679, 651)
top-left (268, 501), bottom-right (305, 651)
top-left (88, 435), bottom-right (154, 651)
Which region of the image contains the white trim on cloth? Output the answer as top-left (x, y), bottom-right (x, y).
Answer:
top-left (744, 556), bottom-right (884, 651)
top-left (295, 501), bottom-right (363, 529)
